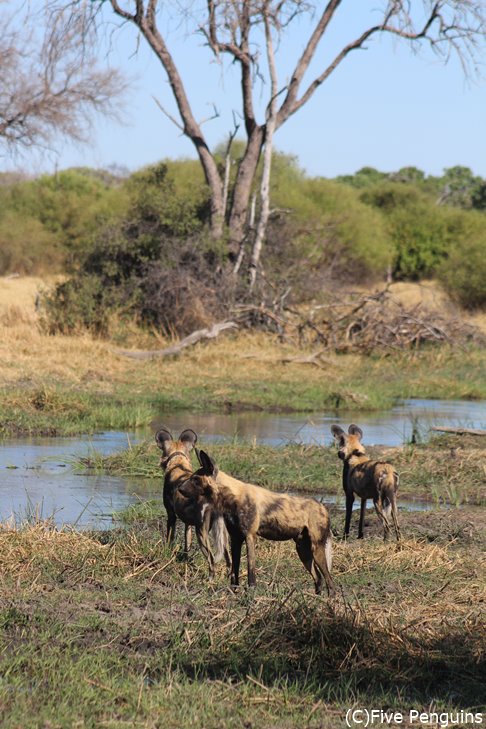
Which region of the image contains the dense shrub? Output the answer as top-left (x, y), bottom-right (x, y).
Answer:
top-left (267, 177), bottom-right (392, 294)
top-left (125, 160), bottom-right (211, 237)
top-left (360, 184), bottom-right (481, 280)
top-left (41, 275), bottom-right (115, 336)
top-left (438, 234), bottom-right (486, 309)
top-left (41, 161), bottom-right (225, 336)
top-left (0, 213), bottom-right (61, 274)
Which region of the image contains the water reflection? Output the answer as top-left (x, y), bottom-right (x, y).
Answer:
top-left (156, 398), bottom-right (486, 448)
top-left (0, 398), bottom-right (484, 528)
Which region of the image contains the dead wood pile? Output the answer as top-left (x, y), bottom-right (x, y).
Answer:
top-left (233, 287), bottom-right (485, 353)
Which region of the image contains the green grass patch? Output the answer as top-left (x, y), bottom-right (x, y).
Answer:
top-left (0, 516), bottom-right (484, 728)
top-left (0, 385), bottom-right (158, 437)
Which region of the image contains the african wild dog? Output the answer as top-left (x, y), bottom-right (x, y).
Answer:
top-left (179, 450), bottom-right (334, 595)
top-left (331, 424), bottom-right (401, 542)
top-left (155, 428), bottom-right (230, 575)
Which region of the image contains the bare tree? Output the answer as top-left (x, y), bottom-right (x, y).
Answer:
top-left (0, 5), bottom-right (127, 155)
top-left (54, 1), bottom-right (486, 278)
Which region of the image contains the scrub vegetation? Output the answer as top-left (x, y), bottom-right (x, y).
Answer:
top-left (1, 159), bottom-right (486, 342)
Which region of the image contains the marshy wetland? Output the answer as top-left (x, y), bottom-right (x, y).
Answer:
top-left (0, 278), bottom-right (485, 728)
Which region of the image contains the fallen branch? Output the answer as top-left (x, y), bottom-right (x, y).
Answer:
top-left (112, 320), bottom-right (238, 360)
top-left (280, 350), bottom-right (335, 370)
top-left (431, 426), bottom-right (486, 437)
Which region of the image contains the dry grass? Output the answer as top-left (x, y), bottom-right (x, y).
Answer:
top-left (0, 516), bottom-right (484, 728)
top-left (373, 279), bottom-right (486, 335)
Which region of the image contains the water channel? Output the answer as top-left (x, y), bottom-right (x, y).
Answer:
top-left (1, 398), bottom-right (484, 528)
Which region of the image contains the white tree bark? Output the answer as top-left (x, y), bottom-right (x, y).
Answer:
top-left (249, 7), bottom-right (279, 290)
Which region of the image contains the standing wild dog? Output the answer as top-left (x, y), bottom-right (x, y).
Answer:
top-left (155, 428), bottom-right (230, 575)
top-left (179, 450), bottom-right (334, 595)
top-left (331, 424), bottom-right (401, 542)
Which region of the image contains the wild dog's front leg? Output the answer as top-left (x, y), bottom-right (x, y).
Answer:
top-left (195, 524), bottom-right (215, 577)
top-left (344, 492), bottom-right (355, 538)
top-left (166, 508), bottom-right (177, 544)
top-left (184, 524), bottom-right (192, 555)
top-left (229, 530), bottom-right (244, 588)
top-left (245, 534), bottom-right (257, 587)
top-left (358, 498), bottom-right (367, 539)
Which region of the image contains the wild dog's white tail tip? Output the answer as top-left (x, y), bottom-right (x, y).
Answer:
top-left (210, 515), bottom-right (228, 563)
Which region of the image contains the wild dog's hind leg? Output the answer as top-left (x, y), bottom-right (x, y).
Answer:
top-left (390, 497), bottom-right (401, 542)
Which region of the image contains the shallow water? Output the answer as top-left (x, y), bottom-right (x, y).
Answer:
top-left (156, 398), bottom-right (486, 447)
top-left (0, 432), bottom-right (161, 528)
top-left (1, 399), bottom-right (484, 528)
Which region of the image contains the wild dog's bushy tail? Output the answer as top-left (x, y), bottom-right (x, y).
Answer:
top-left (325, 532), bottom-right (333, 573)
top-left (209, 515), bottom-right (229, 563)
top-left (378, 467), bottom-right (399, 519)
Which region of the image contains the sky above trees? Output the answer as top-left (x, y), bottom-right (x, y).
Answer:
top-left (3, 2), bottom-right (486, 179)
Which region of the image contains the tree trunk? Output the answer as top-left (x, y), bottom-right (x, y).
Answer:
top-left (249, 11), bottom-right (278, 290)
top-left (227, 126), bottom-right (265, 263)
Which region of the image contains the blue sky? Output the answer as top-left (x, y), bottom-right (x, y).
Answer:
top-left (8, 2), bottom-right (486, 179)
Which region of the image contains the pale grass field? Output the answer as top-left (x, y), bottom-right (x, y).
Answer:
top-left (0, 277), bottom-right (484, 411)
top-left (0, 276), bottom-right (349, 396)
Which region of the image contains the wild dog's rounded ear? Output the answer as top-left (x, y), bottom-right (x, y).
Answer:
top-left (195, 447), bottom-right (202, 465)
top-left (348, 424), bottom-right (363, 440)
top-left (331, 424), bottom-right (345, 439)
top-left (198, 450), bottom-right (218, 478)
top-left (179, 429), bottom-right (198, 450)
top-left (155, 428), bottom-right (173, 449)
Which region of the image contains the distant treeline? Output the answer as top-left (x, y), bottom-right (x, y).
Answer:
top-left (1, 155), bottom-right (485, 335)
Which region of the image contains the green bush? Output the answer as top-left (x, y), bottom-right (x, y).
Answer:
top-left (125, 160), bottom-right (210, 237)
top-left (360, 183), bottom-right (481, 280)
top-left (0, 212), bottom-right (61, 275)
top-left (41, 275), bottom-right (114, 335)
top-left (0, 168), bottom-right (128, 273)
top-left (268, 176), bottom-right (392, 291)
top-left (438, 234), bottom-right (486, 309)
top-left (41, 161), bottom-right (224, 337)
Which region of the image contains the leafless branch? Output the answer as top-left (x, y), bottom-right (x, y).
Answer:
top-left (152, 95), bottom-right (184, 132)
top-left (0, 5), bottom-right (128, 154)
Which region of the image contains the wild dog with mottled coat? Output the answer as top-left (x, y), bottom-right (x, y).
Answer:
top-left (179, 450), bottom-right (334, 595)
top-left (331, 424), bottom-right (401, 542)
top-left (155, 428), bottom-right (230, 574)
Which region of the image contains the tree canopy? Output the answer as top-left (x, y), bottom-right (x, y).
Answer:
top-left (50, 0), bottom-right (486, 284)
